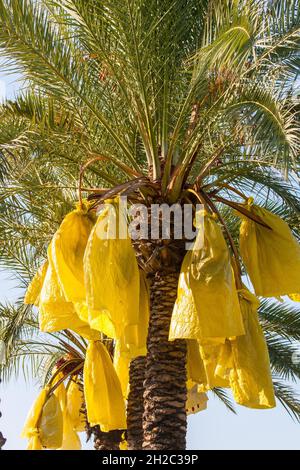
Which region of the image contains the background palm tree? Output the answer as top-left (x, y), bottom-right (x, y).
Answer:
top-left (0, 0), bottom-right (300, 449)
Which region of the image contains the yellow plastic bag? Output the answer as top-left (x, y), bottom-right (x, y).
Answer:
top-left (289, 293), bottom-right (300, 302)
top-left (24, 261), bottom-right (48, 306)
top-left (75, 301), bottom-right (116, 340)
top-left (123, 270), bottom-right (150, 356)
top-left (228, 288), bottom-right (276, 409)
top-left (52, 372), bottom-right (82, 450)
top-left (66, 378), bottom-right (85, 432)
top-left (51, 202), bottom-right (95, 303)
top-left (169, 211), bottom-right (244, 341)
top-left (59, 411), bottom-right (81, 450)
top-left (83, 341), bottom-right (126, 431)
top-left (186, 385), bottom-right (208, 415)
top-left (113, 340), bottom-right (131, 399)
top-left (39, 394), bottom-right (63, 449)
top-left (39, 243), bottom-right (99, 340)
top-left (186, 340), bottom-right (206, 387)
top-left (27, 434), bottom-right (42, 450)
top-left (238, 199), bottom-right (300, 297)
top-left (21, 387), bottom-right (49, 439)
top-left (84, 199), bottom-right (139, 338)
top-left (198, 340), bottom-right (230, 391)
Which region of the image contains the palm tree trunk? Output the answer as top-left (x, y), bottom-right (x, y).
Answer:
top-left (143, 271), bottom-right (187, 450)
top-left (92, 426), bottom-right (123, 450)
top-left (127, 356), bottom-right (146, 450)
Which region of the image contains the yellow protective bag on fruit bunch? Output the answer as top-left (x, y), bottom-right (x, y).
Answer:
top-left (114, 271), bottom-right (150, 398)
top-left (238, 198), bottom-right (300, 297)
top-left (51, 372), bottom-right (82, 450)
top-left (66, 378), bottom-right (85, 432)
top-left (84, 199), bottom-right (140, 339)
top-left (59, 411), bottom-right (81, 450)
top-left (24, 261), bottom-right (48, 306)
top-left (186, 339), bottom-right (207, 388)
top-left (198, 340), bottom-right (231, 391)
top-left (38, 242), bottom-right (99, 340)
top-left (27, 434), bottom-right (42, 450)
top-left (186, 384), bottom-right (208, 415)
top-left (123, 270), bottom-right (150, 356)
top-left (169, 210), bottom-right (244, 341)
top-left (227, 288), bottom-right (276, 409)
top-left (51, 201), bottom-right (95, 304)
top-left (38, 394), bottom-right (63, 449)
top-left (22, 387), bottom-right (49, 442)
top-left (83, 341), bottom-right (126, 431)
top-left (22, 388), bottom-right (63, 450)
top-left (113, 339), bottom-right (131, 399)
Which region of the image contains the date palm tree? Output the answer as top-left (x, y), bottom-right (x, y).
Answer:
top-left (0, 0), bottom-right (300, 450)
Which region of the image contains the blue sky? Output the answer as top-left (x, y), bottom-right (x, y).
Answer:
top-left (0, 72), bottom-right (300, 450)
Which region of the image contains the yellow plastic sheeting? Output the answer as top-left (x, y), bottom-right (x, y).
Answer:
top-left (228, 288), bottom-right (276, 409)
top-left (84, 200), bottom-right (139, 338)
top-left (51, 203), bottom-right (95, 304)
top-left (21, 387), bottom-right (49, 439)
top-left (27, 434), bottom-right (42, 450)
top-left (59, 411), bottom-right (82, 450)
top-left (289, 293), bottom-right (300, 302)
top-left (198, 341), bottom-right (230, 391)
top-left (83, 341), bottom-right (126, 431)
top-left (169, 211), bottom-right (244, 341)
top-left (123, 270), bottom-right (150, 356)
top-left (52, 372), bottom-right (82, 450)
top-left (39, 394), bottom-right (63, 449)
top-left (113, 340), bottom-right (130, 399)
top-left (75, 302), bottom-right (116, 340)
top-left (24, 262), bottom-right (48, 306)
top-left (186, 385), bottom-right (208, 415)
top-left (39, 243), bottom-right (99, 340)
top-left (238, 200), bottom-right (300, 297)
top-left (186, 340), bottom-right (206, 387)
top-left (66, 378), bottom-right (85, 432)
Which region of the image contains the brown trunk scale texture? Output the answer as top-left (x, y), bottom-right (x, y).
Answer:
top-left (127, 356), bottom-right (146, 450)
top-left (92, 426), bottom-right (123, 450)
top-left (143, 271), bottom-right (187, 450)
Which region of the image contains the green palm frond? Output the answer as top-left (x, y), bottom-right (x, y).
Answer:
top-left (260, 299), bottom-right (300, 342)
top-left (212, 387), bottom-right (236, 414)
top-left (265, 332), bottom-right (300, 382)
top-left (273, 379), bottom-right (300, 423)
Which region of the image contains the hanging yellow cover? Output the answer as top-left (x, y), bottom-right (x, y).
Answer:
top-left (83, 341), bottom-right (126, 431)
top-left (228, 288), bottom-right (276, 409)
top-left (27, 434), bottom-right (42, 450)
top-left (113, 340), bottom-right (131, 399)
top-left (59, 411), bottom-right (81, 450)
top-left (84, 199), bottom-right (139, 338)
top-left (24, 261), bottom-right (48, 306)
top-left (39, 243), bottom-right (99, 340)
top-left (52, 372), bottom-right (82, 449)
top-left (289, 293), bottom-right (300, 302)
top-left (169, 211), bottom-right (244, 341)
top-left (186, 340), bottom-right (207, 388)
top-left (66, 378), bottom-right (85, 432)
top-left (123, 270), bottom-right (150, 356)
top-left (21, 387), bottom-right (49, 440)
top-left (186, 384), bottom-right (208, 415)
top-left (39, 394), bottom-right (63, 449)
top-left (198, 340), bottom-right (230, 391)
top-left (51, 202), bottom-right (95, 304)
top-left (238, 199), bottom-right (300, 297)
